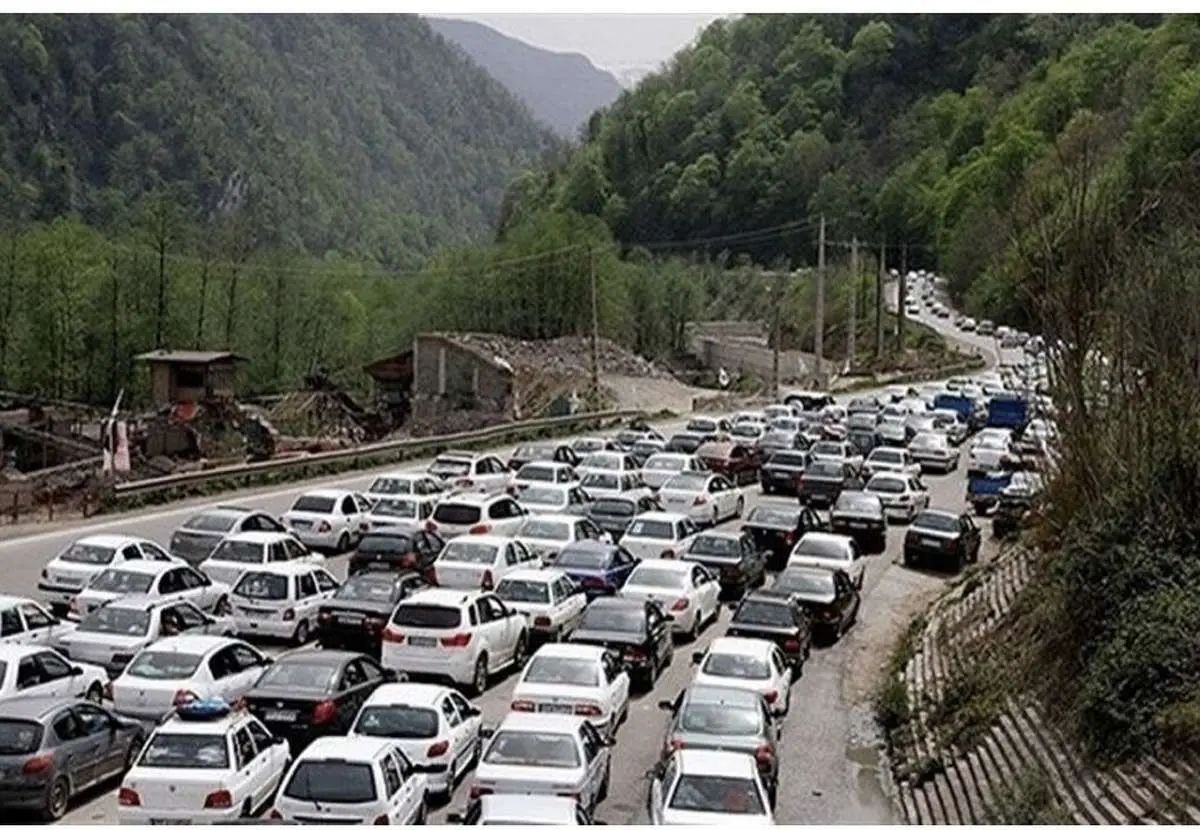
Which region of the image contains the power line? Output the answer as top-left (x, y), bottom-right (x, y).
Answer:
top-left (633, 218), bottom-right (826, 251)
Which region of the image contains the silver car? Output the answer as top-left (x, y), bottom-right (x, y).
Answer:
top-left (169, 506), bottom-right (289, 566)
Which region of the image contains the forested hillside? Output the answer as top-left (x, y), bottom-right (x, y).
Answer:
top-left (0, 15), bottom-right (555, 265)
top-left (427, 17), bottom-right (623, 138)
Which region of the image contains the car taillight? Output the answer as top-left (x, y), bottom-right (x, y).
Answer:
top-left (534, 615), bottom-right (552, 627)
top-left (511, 700), bottom-right (536, 712)
top-left (754, 744), bottom-right (776, 771)
top-left (204, 789), bottom-right (233, 809)
top-left (693, 495), bottom-right (707, 505)
top-left (783, 638), bottom-right (801, 653)
top-left (381, 627), bottom-right (405, 643)
top-left (457, 478), bottom-right (475, 488)
top-left (481, 570), bottom-right (494, 590)
top-left (373, 815), bottom-right (390, 825)
top-left (668, 738), bottom-right (687, 751)
top-left (441, 632), bottom-right (473, 647)
top-left (317, 611), bottom-right (332, 625)
top-left (118, 786), bottom-right (141, 806)
top-left (763, 690), bottom-right (779, 704)
top-left (469, 784), bottom-right (493, 800)
top-left (425, 520), bottom-right (438, 532)
top-left (670, 597), bottom-right (689, 612)
top-left (427, 740), bottom-right (450, 757)
top-left (317, 521), bottom-right (332, 533)
top-left (661, 549), bottom-right (675, 559)
top-left (400, 554), bottom-right (417, 568)
top-left (282, 608), bottom-right (295, 622)
top-left (312, 700), bottom-right (338, 725)
top-left (574, 703), bottom-right (603, 717)
top-left (173, 689), bottom-right (198, 707)
top-left (364, 615), bottom-right (385, 630)
top-left (22, 753), bottom-right (53, 776)
top-left (469, 524), bottom-right (492, 535)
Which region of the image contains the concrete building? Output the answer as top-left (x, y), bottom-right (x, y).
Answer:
top-left (411, 334), bottom-right (515, 420)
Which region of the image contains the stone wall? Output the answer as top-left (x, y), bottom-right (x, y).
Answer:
top-left (411, 334), bottom-right (514, 420)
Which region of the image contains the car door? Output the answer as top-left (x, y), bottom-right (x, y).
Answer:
top-left (611, 547), bottom-right (638, 589)
top-left (0, 606), bottom-right (25, 644)
top-left (487, 596), bottom-right (522, 662)
top-left (556, 576), bottom-right (587, 631)
top-left (175, 567), bottom-right (218, 608)
top-left (34, 650), bottom-right (81, 699)
top-left (339, 496), bottom-right (359, 539)
top-left (313, 568), bottom-right (340, 600)
top-left (446, 691), bottom-right (482, 769)
top-left (48, 708), bottom-right (96, 788)
top-left (600, 650), bottom-right (629, 719)
top-left (246, 718), bottom-right (286, 808)
top-left (173, 601), bottom-right (223, 636)
top-left (224, 644), bottom-right (270, 699)
top-left (72, 702), bottom-right (125, 781)
top-left (17, 603), bottom-right (59, 646)
top-left (388, 748), bottom-right (425, 823)
top-left (577, 721), bottom-right (608, 808)
top-left (473, 597), bottom-right (507, 669)
top-left (692, 566), bottom-right (719, 620)
top-left (645, 603), bottom-right (669, 664)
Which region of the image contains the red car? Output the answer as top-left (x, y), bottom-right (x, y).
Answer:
top-left (696, 441), bottom-right (762, 485)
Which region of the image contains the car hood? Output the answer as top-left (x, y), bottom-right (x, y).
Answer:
top-left (660, 807), bottom-right (773, 825)
top-left (475, 763), bottom-right (586, 790)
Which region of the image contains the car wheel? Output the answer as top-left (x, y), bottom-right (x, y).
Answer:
top-left (85, 682), bottom-right (104, 704)
top-left (512, 634), bottom-right (528, 670)
top-left (470, 654), bottom-right (489, 697)
top-left (43, 775), bottom-right (69, 821)
top-left (904, 550), bottom-right (917, 568)
top-left (292, 620), bottom-right (310, 646)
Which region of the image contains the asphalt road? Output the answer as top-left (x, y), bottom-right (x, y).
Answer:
top-left (3, 289), bottom-right (1002, 825)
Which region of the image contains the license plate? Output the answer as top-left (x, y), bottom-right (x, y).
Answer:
top-left (291, 521), bottom-right (311, 529)
top-left (849, 521), bottom-right (867, 529)
top-left (538, 703), bottom-right (574, 714)
top-left (337, 613), bottom-right (364, 624)
top-left (410, 636), bottom-right (437, 647)
top-left (264, 710), bottom-right (298, 722)
top-left (922, 538), bottom-right (943, 549)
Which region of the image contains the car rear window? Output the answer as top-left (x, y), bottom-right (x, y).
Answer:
top-left (767, 452), bottom-right (807, 467)
top-left (812, 442), bottom-right (843, 456)
top-left (517, 466), bottom-right (556, 482)
top-left (774, 569), bottom-right (835, 596)
top-left (679, 703), bottom-right (761, 737)
top-left (516, 519), bottom-right (570, 541)
top-left (688, 536), bottom-right (741, 558)
top-left (0, 719), bottom-right (42, 755)
top-left (870, 450), bottom-right (904, 463)
top-left (645, 456), bottom-right (685, 471)
top-left (627, 520), bottom-right (673, 540)
top-left (582, 473), bottom-right (618, 489)
top-left (234, 572), bottom-right (289, 600)
top-left (794, 537), bottom-right (849, 561)
top-left (626, 568), bottom-right (687, 589)
top-left (60, 543), bottom-right (116, 565)
top-left (433, 504), bottom-right (482, 525)
top-left (866, 477), bottom-right (905, 494)
top-left (126, 651), bottom-right (201, 680)
top-left (257, 662), bottom-right (337, 693)
top-left (734, 601), bottom-right (793, 627)
top-left (523, 656), bottom-right (599, 686)
top-left (440, 542), bottom-right (499, 565)
top-left (89, 570), bottom-right (155, 594)
top-left (579, 605), bottom-right (644, 634)
top-left (585, 455), bottom-right (620, 470)
top-left (356, 534), bottom-right (412, 555)
top-left (78, 606), bottom-right (151, 635)
top-left (285, 760), bottom-right (377, 804)
top-left (702, 653), bottom-right (771, 680)
top-left (686, 419), bottom-right (717, 433)
top-left (669, 774), bottom-right (765, 815)
top-left (834, 494), bottom-right (881, 514)
top-left (335, 577), bottom-right (400, 603)
top-left (555, 549), bottom-right (609, 569)
top-left (140, 734), bottom-right (228, 769)
top-left (661, 474), bottom-right (706, 492)
top-left (182, 513), bottom-right (240, 532)
top-left (746, 507), bottom-right (798, 526)
top-left (210, 540), bottom-right (264, 563)
top-left (355, 705), bottom-right (439, 739)
top-left (496, 579), bottom-right (550, 605)
top-left (292, 496), bottom-right (335, 514)
top-left (483, 731), bottom-right (580, 769)
top-left (590, 499), bottom-right (635, 517)
top-left (391, 604), bottom-right (462, 629)
top-left (913, 513), bottom-right (960, 532)
top-left (371, 500), bottom-right (418, 518)
top-left (369, 477), bottom-right (413, 495)
top-left (518, 487), bottom-right (565, 507)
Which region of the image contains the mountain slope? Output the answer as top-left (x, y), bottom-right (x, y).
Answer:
top-left (427, 17), bottom-right (622, 138)
top-left (0, 15), bottom-right (556, 265)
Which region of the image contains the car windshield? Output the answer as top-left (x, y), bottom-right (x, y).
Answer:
top-left (806, 463), bottom-right (844, 478)
top-left (516, 519), bottom-right (570, 541)
top-left (586, 455), bottom-right (621, 470)
top-left (257, 662), bottom-right (337, 692)
top-left (335, 578), bottom-right (399, 603)
top-left (579, 606), bottom-right (643, 633)
top-left (646, 456), bottom-right (685, 471)
top-left (517, 466), bottom-right (557, 483)
top-left (140, 734), bottom-right (228, 769)
top-left (291, 496), bottom-right (335, 514)
top-left (89, 569), bottom-right (155, 594)
top-left (582, 473), bottom-right (619, 489)
top-left (734, 601), bottom-right (793, 627)
top-left (441, 542), bottom-right (499, 565)
top-left (668, 773), bottom-right (765, 815)
top-left (433, 504), bottom-right (482, 525)
top-left (767, 452), bottom-right (806, 467)
top-left (870, 450), bottom-right (904, 464)
top-left (774, 569), bottom-right (835, 596)
top-left (812, 442), bottom-right (844, 456)
top-left (913, 513), bottom-right (960, 532)
top-left (182, 513), bottom-right (239, 532)
top-left (0, 719), bottom-right (42, 755)
top-left (285, 761), bottom-right (377, 804)
top-left (794, 537), bottom-right (848, 561)
top-left (519, 487), bottom-right (566, 507)
top-left (127, 651), bottom-right (201, 680)
top-left (234, 572), bottom-right (289, 600)
top-left (484, 731), bottom-right (580, 768)
top-left (355, 705), bottom-right (439, 739)
top-left (867, 477), bottom-right (905, 494)
top-left (689, 536), bottom-right (741, 558)
top-left (662, 474), bottom-right (706, 492)
top-left (523, 656), bottom-right (599, 686)
top-left (686, 420), bottom-right (717, 433)
top-left (702, 652), bottom-right (771, 680)
top-left (371, 500), bottom-right (418, 518)
top-left (210, 540), bottom-right (264, 563)
top-left (679, 703), bottom-right (761, 737)
top-left (60, 542), bottom-right (116, 565)
top-left (556, 549), bottom-right (610, 569)
top-left (369, 477), bottom-right (413, 495)
top-left (496, 579), bottom-right (551, 604)
top-left (78, 606), bottom-right (151, 635)
top-left (626, 568), bottom-right (686, 589)
top-left (590, 499), bottom-right (635, 517)
top-left (627, 519), bottom-right (673, 540)
top-left (391, 604), bottom-right (462, 629)
top-left (746, 507), bottom-right (797, 526)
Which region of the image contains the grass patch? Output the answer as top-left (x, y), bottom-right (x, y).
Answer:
top-left (876, 613), bottom-right (926, 732)
top-left (983, 765), bottom-right (1070, 824)
top-left (928, 657), bottom-right (1008, 751)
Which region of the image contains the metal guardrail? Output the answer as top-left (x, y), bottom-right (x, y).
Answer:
top-left (113, 408), bottom-right (645, 499)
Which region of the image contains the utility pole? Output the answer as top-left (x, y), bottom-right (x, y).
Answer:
top-left (589, 247), bottom-right (600, 403)
top-left (771, 287), bottom-right (781, 400)
top-left (896, 241), bottom-right (908, 351)
top-left (848, 236), bottom-right (858, 369)
top-left (814, 215), bottom-right (826, 389)
top-left (875, 235), bottom-right (885, 356)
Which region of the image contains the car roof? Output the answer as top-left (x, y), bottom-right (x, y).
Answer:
top-left (296, 488), bottom-right (357, 500)
top-left (398, 588), bottom-right (479, 607)
top-left (496, 711), bottom-right (585, 733)
top-left (532, 643), bottom-right (606, 661)
top-left (518, 461), bottom-right (573, 470)
top-left (740, 591), bottom-right (792, 608)
top-left (0, 594), bottom-right (38, 610)
top-left (373, 472), bottom-right (431, 481)
top-left (917, 509), bottom-right (961, 521)
top-left (707, 636), bottom-right (773, 657)
top-left (518, 514), bottom-right (576, 526)
top-left (694, 529), bottom-right (744, 541)
top-left (440, 492), bottom-right (504, 506)
top-left (436, 451), bottom-right (481, 461)
top-left (272, 649), bottom-right (356, 668)
top-left (588, 596), bottom-right (644, 612)
top-left (201, 505), bottom-right (253, 516)
top-left (445, 534), bottom-right (510, 548)
top-left (798, 531), bottom-right (851, 545)
top-left (0, 695), bottom-right (73, 721)
top-left (674, 747), bottom-right (758, 777)
top-left (69, 534), bottom-right (145, 548)
top-left (296, 735), bottom-right (396, 762)
top-left (867, 471), bottom-right (909, 481)
top-left (93, 559), bottom-right (177, 575)
top-left (0, 643), bottom-right (57, 661)
top-left (630, 511), bottom-right (690, 523)
top-left (498, 568), bottom-right (565, 584)
top-left (363, 682), bottom-right (452, 707)
top-left (477, 794), bottom-right (579, 823)
top-left (222, 531), bottom-right (294, 544)
top-left (362, 526), bottom-right (419, 539)
top-left (633, 559), bottom-right (692, 573)
top-left (143, 634), bottom-right (242, 655)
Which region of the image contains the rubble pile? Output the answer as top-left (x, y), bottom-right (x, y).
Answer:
top-left (450, 334), bottom-right (671, 379)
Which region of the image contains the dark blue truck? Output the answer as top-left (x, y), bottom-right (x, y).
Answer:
top-left (987, 395), bottom-right (1029, 430)
top-left (967, 470), bottom-right (1012, 515)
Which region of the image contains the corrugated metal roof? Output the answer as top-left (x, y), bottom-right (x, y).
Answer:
top-left (134, 350), bottom-right (248, 365)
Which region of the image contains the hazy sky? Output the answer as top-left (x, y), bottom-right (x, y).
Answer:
top-left (438, 13), bottom-right (726, 73)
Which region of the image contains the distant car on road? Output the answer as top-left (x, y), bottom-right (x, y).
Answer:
top-left (829, 491), bottom-right (886, 552)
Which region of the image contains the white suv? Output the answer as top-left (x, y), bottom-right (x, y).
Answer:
top-left (428, 452), bottom-right (511, 495)
top-left (429, 493), bottom-right (527, 539)
top-left (381, 589), bottom-right (529, 696)
top-left (227, 563), bottom-right (340, 645)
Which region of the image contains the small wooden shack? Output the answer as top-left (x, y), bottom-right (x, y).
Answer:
top-left (363, 350), bottom-right (413, 420)
top-left (135, 350), bottom-right (247, 407)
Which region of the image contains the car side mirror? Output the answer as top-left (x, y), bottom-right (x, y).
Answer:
top-left (446, 812), bottom-right (464, 824)
top-left (381, 668), bottom-right (399, 682)
top-left (274, 735), bottom-right (287, 745)
top-left (657, 699), bottom-right (675, 712)
top-left (480, 726), bottom-right (495, 739)
top-left (691, 651), bottom-right (704, 665)
top-left (468, 706), bottom-right (482, 718)
top-left (602, 735), bottom-right (616, 747)
top-left (69, 665), bottom-right (83, 677)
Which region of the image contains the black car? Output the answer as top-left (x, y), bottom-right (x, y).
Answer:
top-left (244, 650), bottom-right (397, 752)
top-left (585, 493), bottom-right (660, 541)
top-left (726, 591), bottom-right (812, 673)
top-left (758, 430), bottom-right (806, 454)
top-left (797, 461), bottom-right (861, 508)
top-left (568, 597), bottom-right (673, 689)
top-left (316, 571), bottom-right (429, 654)
top-left (630, 439), bottom-right (666, 466)
top-left (829, 491), bottom-right (887, 552)
top-left (615, 427), bottom-right (663, 453)
top-left (785, 392), bottom-right (835, 412)
top-left (347, 527), bottom-right (445, 576)
top-left (904, 509), bottom-right (981, 571)
top-left (682, 530), bottom-right (767, 596)
top-left (665, 433), bottom-right (713, 455)
top-left (763, 566), bottom-right (860, 642)
top-left (742, 504), bottom-right (829, 570)
top-left (758, 450), bottom-right (808, 496)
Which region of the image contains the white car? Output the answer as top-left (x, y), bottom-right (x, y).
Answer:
top-left (762, 405), bottom-right (791, 421)
top-left (69, 560), bottom-right (229, 621)
top-left (198, 530), bottom-right (325, 589)
top-left (366, 472), bottom-right (445, 498)
top-left (512, 515), bottom-right (610, 564)
top-left (876, 416), bottom-right (909, 446)
top-left (577, 450), bottom-right (640, 476)
top-left (168, 506), bottom-right (291, 566)
top-left (787, 532), bottom-right (865, 588)
top-left (434, 535), bottom-right (542, 591)
top-left (495, 569), bottom-right (587, 642)
top-left (351, 682), bottom-right (483, 799)
top-left (619, 560), bottom-right (720, 640)
top-left (968, 432), bottom-right (1013, 474)
top-left (511, 644), bottom-right (630, 738)
top-left (731, 411), bottom-right (767, 426)
top-left (381, 589), bottom-right (529, 695)
top-left (62, 596), bottom-right (231, 677)
top-left (429, 452), bottom-right (512, 495)
top-left (863, 447), bottom-right (922, 478)
top-left (729, 423), bottom-right (765, 447)
top-left (648, 749), bottom-right (774, 825)
top-left (429, 493), bottom-right (528, 539)
top-left (579, 470), bottom-right (648, 501)
top-left (272, 736), bottom-right (427, 824)
top-left (117, 699), bottom-right (291, 824)
top-left (281, 489), bottom-right (372, 552)
top-left (657, 473), bottom-right (743, 527)
top-left (451, 794), bottom-right (594, 825)
top-left (689, 637), bottom-right (792, 716)
top-left (469, 712), bottom-right (612, 812)
top-left (808, 440), bottom-right (863, 473)
top-left (516, 483), bottom-right (592, 516)
top-left (0, 595), bottom-right (73, 647)
top-left (684, 416), bottom-right (731, 437)
top-left (930, 409), bottom-right (969, 444)
top-left (621, 511), bottom-right (701, 560)
top-left (908, 431), bottom-right (959, 472)
top-left (0, 644), bottom-right (108, 703)
top-left (111, 635), bottom-right (271, 722)
top-left (365, 494), bottom-right (439, 531)
top-left (39, 534), bottom-right (179, 609)
top-left (642, 453), bottom-right (710, 491)
top-left (864, 472), bottom-right (930, 522)
top-left (227, 563), bottom-right (339, 644)
top-left (509, 462), bottom-right (578, 490)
